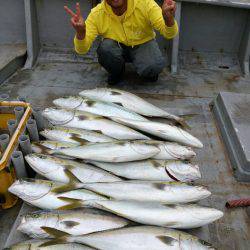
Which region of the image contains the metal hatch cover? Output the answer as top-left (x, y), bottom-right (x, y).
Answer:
top-left (212, 92), bottom-right (250, 182)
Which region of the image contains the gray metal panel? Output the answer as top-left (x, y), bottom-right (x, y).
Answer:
top-left (179, 3), bottom-right (248, 53)
top-left (212, 92), bottom-right (250, 182)
top-left (36, 0), bottom-right (92, 48)
top-left (177, 0), bottom-right (250, 9)
top-left (238, 14), bottom-right (250, 75)
top-left (0, 0), bottom-right (26, 44)
top-left (24, 0), bottom-right (40, 69)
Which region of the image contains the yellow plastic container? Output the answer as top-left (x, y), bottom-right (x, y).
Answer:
top-left (0, 101), bottom-right (32, 209)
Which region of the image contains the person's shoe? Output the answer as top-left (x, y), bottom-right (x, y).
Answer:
top-left (107, 74), bottom-right (122, 85)
top-left (145, 75), bottom-right (159, 82)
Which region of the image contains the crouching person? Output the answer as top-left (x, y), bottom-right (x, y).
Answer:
top-left (65, 0), bottom-right (178, 84)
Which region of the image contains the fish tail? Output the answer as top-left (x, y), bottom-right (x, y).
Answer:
top-left (176, 118), bottom-right (191, 130)
top-left (31, 142), bottom-right (54, 155)
top-left (52, 182), bottom-right (82, 194)
top-left (57, 197), bottom-right (85, 210)
top-left (39, 227), bottom-right (70, 247)
top-left (52, 169), bottom-right (84, 193)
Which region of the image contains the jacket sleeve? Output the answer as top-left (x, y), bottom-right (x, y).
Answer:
top-left (147, 0), bottom-right (178, 40)
top-left (74, 10), bottom-right (99, 55)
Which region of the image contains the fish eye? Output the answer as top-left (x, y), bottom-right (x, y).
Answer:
top-left (38, 155), bottom-right (47, 159)
top-left (32, 214), bottom-right (40, 218)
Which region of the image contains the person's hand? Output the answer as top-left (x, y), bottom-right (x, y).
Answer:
top-left (162, 0), bottom-right (176, 26)
top-left (64, 2), bottom-right (86, 40)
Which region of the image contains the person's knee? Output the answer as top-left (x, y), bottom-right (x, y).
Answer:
top-left (97, 39), bottom-right (120, 57)
top-left (140, 58), bottom-right (166, 79)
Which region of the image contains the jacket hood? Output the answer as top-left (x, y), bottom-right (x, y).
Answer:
top-left (102, 0), bottom-right (138, 19)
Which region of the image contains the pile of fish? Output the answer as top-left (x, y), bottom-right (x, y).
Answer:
top-left (7, 88), bottom-right (223, 249)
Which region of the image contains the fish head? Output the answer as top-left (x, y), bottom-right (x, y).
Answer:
top-left (25, 154), bottom-right (61, 174)
top-left (8, 179), bottom-right (52, 201)
top-left (32, 141), bottom-right (76, 153)
top-left (166, 161), bottom-right (201, 181)
top-left (53, 96), bottom-right (83, 109)
top-left (39, 128), bottom-right (50, 138)
top-left (17, 211), bottom-right (58, 237)
top-left (164, 143), bottom-right (196, 160)
top-left (42, 108), bottom-right (73, 125)
top-left (191, 205), bottom-right (224, 223)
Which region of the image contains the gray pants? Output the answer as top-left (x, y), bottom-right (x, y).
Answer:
top-left (97, 39), bottom-right (166, 80)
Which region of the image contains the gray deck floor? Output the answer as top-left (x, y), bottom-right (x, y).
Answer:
top-left (0, 49), bottom-right (250, 249)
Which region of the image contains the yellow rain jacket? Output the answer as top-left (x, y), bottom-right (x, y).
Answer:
top-left (74, 0), bottom-right (178, 54)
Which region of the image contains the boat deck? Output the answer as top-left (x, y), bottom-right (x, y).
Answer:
top-left (0, 48), bottom-right (250, 249)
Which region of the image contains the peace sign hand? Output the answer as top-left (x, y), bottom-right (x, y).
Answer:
top-left (162, 0), bottom-right (176, 19)
top-left (64, 2), bottom-right (86, 40)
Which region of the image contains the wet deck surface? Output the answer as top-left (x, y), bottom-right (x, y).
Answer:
top-left (0, 49), bottom-right (250, 249)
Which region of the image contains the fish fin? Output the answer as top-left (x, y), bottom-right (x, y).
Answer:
top-left (85, 100), bottom-right (96, 107)
top-left (41, 226), bottom-right (70, 238)
top-left (64, 168), bottom-right (83, 184)
top-left (39, 238), bottom-right (68, 248)
top-left (114, 102), bottom-right (123, 107)
top-left (51, 181), bottom-right (80, 194)
top-left (31, 142), bottom-right (53, 155)
top-left (153, 183), bottom-right (167, 190)
top-left (150, 160), bottom-right (164, 169)
top-left (69, 134), bottom-right (89, 145)
top-left (157, 236), bottom-right (178, 246)
top-left (92, 129), bottom-right (103, 134)
top-left (39, 227), bottom-right (70, 247)
top-left (176, 119), bottom-right (191, 130)
top-left (58, 197), bottom-right (84, 210)
top-left (61, 220), bottom-right (80, 228)
top-left (111, 91), bottom-right (122, 96)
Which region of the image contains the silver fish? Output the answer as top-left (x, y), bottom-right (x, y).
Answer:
top-left (31, 141), bottom-right (79, 154)
top-left (59, 199), bottom-right (223, 230)
top-left (40, 226), bottom-right (215, 249)
top-left (52, 141), bottom-right (160, 163)
top-left (42, 108), bottom-right (149, 140)
top-left (143, 140), bottom-right (196, 160)
top-left (8, 179), bottom-right (107, 210)
top-left (40, 126), bottom-right (115, 144)
top-left (4, 239), bottom-right (93, 250)
top-left (61, 181), bottom-right (210, 204)
top-left (18, 209), bottom-right (129, 238)
top-left (90, 160), bottom-right (201, 182)
top-left (114, 117), bottom-right (203, 148)
top-left (79, 88), bottom-right (184, 125)
top-left (53, 96), bottom-right (147, 121)
top-left (25, 154), bottom-right (121, 183)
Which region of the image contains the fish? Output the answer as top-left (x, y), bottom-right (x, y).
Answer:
top-left (39, 226), bottom-right (215, 249)
top-left (25, 154), bottom-right (121, 183)
top-left (8, 179), bottom-right (107, 210)
top-left (42, 108), bottom-right (149, 140)
top-left (52, 141), bottom-right (160, 163)
top-left (143, 140), bottom-right (196, 160)
top-left (113, 117), bottom-right (203, 148)
top-left (59, 199), bottom-right (223, 229)
top-left (40, 126), bottom-right (115, 144)
top-left (56, 181), bottom-right (210, 204)
top-left (31, 141), bottom-right (79, 159)
top-left (53, 96), bottom-right (147, 121)
top-left (4, 239), bottom-right (93, 250)
top-left (90, 159), bottom-right (201, 182)
top-left (31, 141), bottom-right (79, 154)
top-left (17, 208), bottom-right (129, 238)
top-left (79, 88), bottom-right (184, 125)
